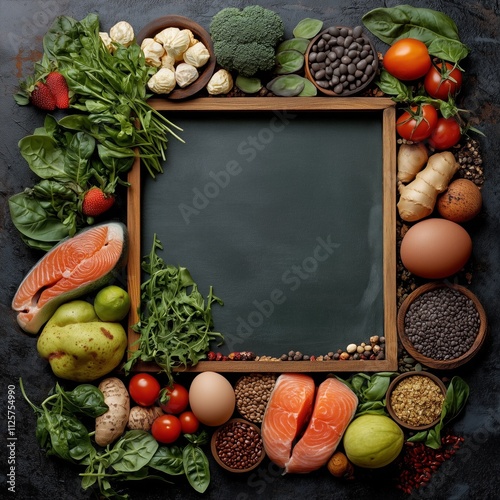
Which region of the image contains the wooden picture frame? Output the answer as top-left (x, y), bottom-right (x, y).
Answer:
top-left (127, 96), bottom-right (397, 373)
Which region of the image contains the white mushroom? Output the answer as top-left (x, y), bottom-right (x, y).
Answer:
top-left (147, 67), bottom-right (176, 94)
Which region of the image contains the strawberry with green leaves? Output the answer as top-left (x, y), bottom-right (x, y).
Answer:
top-left (15, 71), bottom-right (70, 110)
top-left (82, 187), bottom-right (115, 217)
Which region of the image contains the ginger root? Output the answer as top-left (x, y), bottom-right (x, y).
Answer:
top-left (397, 151), bottom-right (459, 222)
top-left (397, 142), bottom-right (429, 183)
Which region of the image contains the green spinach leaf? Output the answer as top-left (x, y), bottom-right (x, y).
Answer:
top-left (182, 443), bottom-right (210, 494)
top-left (111, 431), bottom-right (159, 473)
top-left (148, 446), bottom-right (184, 475)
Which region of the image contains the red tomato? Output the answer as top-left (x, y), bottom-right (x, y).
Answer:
top-left (151, 414), bottom-right (182, 444)
top-left (424, 62), bottom-right (463, 100)
top-left (396, 104), bottom-right (438, 142)
top-left (128, 373), bottom-right (161, 407)
top-left (428, 117), bottom-right (462, 150)
top-left (179, 411), bottom-right (200, 434)
top-left (160, 383), bottom-right (189, 414)
top-left (383, 38), bottom-right (431, 81)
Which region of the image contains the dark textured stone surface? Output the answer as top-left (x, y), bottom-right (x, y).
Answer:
top-left (1, 1), bottom-right (499, 499)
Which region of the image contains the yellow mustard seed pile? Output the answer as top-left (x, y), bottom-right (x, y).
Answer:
top-left (390, 375), bottom-right (445, 426)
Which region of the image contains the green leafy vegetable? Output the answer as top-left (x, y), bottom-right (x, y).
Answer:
top-left (123, 234), bottom-right (224, 385)
top-left (362, 5), bottom-right (469, 63)
top-left (274, 49), bottom-right (304, 74)
top-left (338, 372), bottom-right (398, 416)
top-left (235, 75), bottom-right (263, 94)
top-left (266, 75), bottom-right (305, 96)
top-left (183, 432), bottom-right (210, 493)
top-left (293, 18), bottom-right (323, 39)
top-left (298, 78), bottom-right (318, 97)
top-left (408, 376), bottom-right (470, 449)
top-left (276, 38), bottom-right (310, 55)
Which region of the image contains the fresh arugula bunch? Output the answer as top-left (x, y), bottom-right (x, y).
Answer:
top-left (124, 234), bottom-right (224, 385)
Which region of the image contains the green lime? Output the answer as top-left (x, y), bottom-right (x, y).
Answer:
top-left (94, 285), bottom-right (131, 322)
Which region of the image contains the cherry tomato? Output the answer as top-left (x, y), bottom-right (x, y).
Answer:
top-left (396, 104), bottom-right (438, 142)
top-left (428, 117), bottom-right (462, 150)
top-left (179, 411), bottom-right (200, 434)
top-left (151, 414), bottom-right (182, 444)
top-left (424, 62), bottom-right (463, 100)
top-left (383, 38), bottom-right (431, 81)
top-left (128, 373), bottom-right (161, 407)
top-left (160, 383), bottom-right (189, 414)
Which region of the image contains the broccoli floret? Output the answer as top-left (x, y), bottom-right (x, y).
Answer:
top-left (210, 5), bottom-right (285, 77)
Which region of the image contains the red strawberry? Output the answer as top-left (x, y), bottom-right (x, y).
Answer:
top-left (82, 187), bottom-right (115, 217)
top-left (30, 82), bottom-right (56, 110)
top-left (45, 72), bottom-right (70, 109)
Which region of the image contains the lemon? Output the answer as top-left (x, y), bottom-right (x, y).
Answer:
top-left (94, 285), bottom-right (131, 322)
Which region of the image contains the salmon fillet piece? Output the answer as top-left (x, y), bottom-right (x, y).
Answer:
top-left (285, 377), bottom-right (358, 473)
top-left (12, 222), bottom-right (127, 334)
top-left (261, 373), bottom-right (316, 468)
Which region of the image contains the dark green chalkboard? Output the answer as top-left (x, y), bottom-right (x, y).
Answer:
top-left (128, 97), bottom-right (397, 372)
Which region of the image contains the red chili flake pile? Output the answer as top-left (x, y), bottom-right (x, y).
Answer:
top-left (396, 434), bottom-right (464, 494)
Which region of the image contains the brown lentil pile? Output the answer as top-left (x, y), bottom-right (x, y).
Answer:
top-left (396, 434), bottom-right (465, 494)
top-left (214, 420), bottom-right (264, 470)
top-left (404, 287), bottom-right (480, 360)
top-left (234, 374), bottom-right (277, 423)
top-left (390, 375), bottom-right (445, 427)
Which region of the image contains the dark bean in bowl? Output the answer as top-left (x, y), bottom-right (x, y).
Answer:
top-left (305, 25), bottom-right (378, 96)
top-left (211, 418), bottom-right (265, 473)
top-left (397, 282), bottom-right (488, 370)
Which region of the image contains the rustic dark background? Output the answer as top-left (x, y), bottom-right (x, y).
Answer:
top-left (1, 1), bottom-right (499, 499)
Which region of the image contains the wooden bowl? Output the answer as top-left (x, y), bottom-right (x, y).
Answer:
top-left (304, 26), bottom-right (378, 97)
top-left (386, 371), bottom-right (447, 431)
top-left (136, 15), bottom-right (216, 100)
top-left (397, 282), bottom-right (488, 370)
top-left (211, 418), bottom-right (265, 473)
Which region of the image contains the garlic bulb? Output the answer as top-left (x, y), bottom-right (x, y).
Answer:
top-left (147, 67), bottom-right (176, 94)
top-left (175, 63), bottom-right (199, 88)
top-left (183, 41), bottom-right (210, 68)
top-left (206, 69), bottom-right (234, 95)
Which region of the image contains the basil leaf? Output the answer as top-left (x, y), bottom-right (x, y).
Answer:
top-left (293, 18), bottom-right (323, 39)
top-left (60, 384), bottom-right (108, 418)
top-left (182, 444), bottom-right (210, 494)
top-left (362, 5), bottom-right (469, 62)
top-left (148, 446), bottom-right (184, 475)
top-left (111, 431), bottom-right (159, 473)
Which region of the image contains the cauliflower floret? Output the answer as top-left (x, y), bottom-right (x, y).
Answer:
top-left (147, 67), bottom-right (176, 94)
top-left (206, 69), bottom-right (234, 95)
top-left (99, 32), bottom-right (114, 52)
top-left (154, 27), bottom-right (191, 62)
top-left (109, 21), bottom-right (135, 47)
top-left (175, 63), bottom-right (199, 88)
top-left (140, 38), bottom-right (165, 67)
top-left (183, 41), bottom-right (210, 68)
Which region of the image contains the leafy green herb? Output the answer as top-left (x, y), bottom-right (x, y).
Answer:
top-left (266, 75), bottom-right (306, 96)
top-left (276, 38), bottom-right (310, 55)
top-left (338, 372), bottom-right (398, 416)
top-left (274, 50), bottom-right (304, 75)
top-left (292, 18), bottom-right (323, 39)
top-left (408, 376), bottom-right (470, 449)
top-left (235, 75), bottom-right (263, 94)
top-left (20, 379), bottom-right (107, 462)
top-left (362, 5), bottom-right (469, 63)
top-left (123, 234), bottom-right (224, 385)
top-left (8, 115), bottom-right (132, 249)
top-left (182, 432), bottom-right (210, 493)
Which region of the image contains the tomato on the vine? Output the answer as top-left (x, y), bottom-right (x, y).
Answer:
top-left (151, 414), bottom-right (182, 444)
top-left (128, 373), bottom-right (161, 407)
top-left (179, 411), bottom-right (200, 434)
top-left (383, 38), bottom-right (431, 81)
top-left (396, 104), bottom-right (438, 142)
top-left (160, 382), bottom-right (189, 414)
top-left (428, 117), bottom-right (462, 150)
top-left (424, 62), bottom-right (463, 100)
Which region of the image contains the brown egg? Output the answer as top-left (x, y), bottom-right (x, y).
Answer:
top-left (400, 218), bottom-right (472, 279)
top-left (437, 179), bottom-right (482, 223)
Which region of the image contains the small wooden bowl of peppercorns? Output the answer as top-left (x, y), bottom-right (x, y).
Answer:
top-left (211, 418), bottom-right (266, 473)
top-left (386, 371), bottom-right (447, 431)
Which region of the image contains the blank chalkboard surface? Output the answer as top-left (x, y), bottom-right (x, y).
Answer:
top-left (128, 97), bottom-right (398, 373)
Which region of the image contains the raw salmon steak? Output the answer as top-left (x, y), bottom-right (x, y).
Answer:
top-left (261, 373), bottom-right (316, 468)
top-left (285, 377), bottom-right (358, 473)
top-left (12, 222), bottom-right (128, 334)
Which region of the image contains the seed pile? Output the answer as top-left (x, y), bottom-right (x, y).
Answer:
top-left (390, 375), bottom-right (444, 427)
top-left (214, 420), bottom-right (264, 470)
top-left (234, 374), bottom-right (277, 423)
top-left (404, 288), bottom-right (480, 360)
top-left (308, 26), bottom-right (378, 94)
